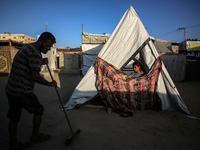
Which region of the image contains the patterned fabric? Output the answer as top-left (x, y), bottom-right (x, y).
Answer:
top-left (5, 43), bottom-right (42, 96)
top-left (93, 56), bottom-right (162, 116)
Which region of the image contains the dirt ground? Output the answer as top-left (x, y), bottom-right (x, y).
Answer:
top-left (0, 72), bottom-right (200, 150)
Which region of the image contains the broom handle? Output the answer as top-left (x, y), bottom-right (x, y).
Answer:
top-left (46, 64), bottom-right (74, 134)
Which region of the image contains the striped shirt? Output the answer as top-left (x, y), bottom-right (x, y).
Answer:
top-left (5, 43), bottom-right (42, 96)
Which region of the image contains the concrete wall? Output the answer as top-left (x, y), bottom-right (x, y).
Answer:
top-left (161, 54), bottom-right (186, 81)
top-left (63, 53), bottom-right (80, 69)
top-left (57, 53), bottom-right (64, 68)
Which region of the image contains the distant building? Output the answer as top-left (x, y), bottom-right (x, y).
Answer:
top-left (0, 40), bottom-right (23, 74)
top-left (0, 32), bottom-right (36, 44)
top-left (180, 41), bottom-right (200, 81)
top-left (150, 37), bottom-right (186, 81)
top-left (150, 37), bottom-right (179, 54)
top-left (56, 47), bottom-right (82, 69)
top-left (57, 47), bottom-right (82, 54)
top-left (171, 43), bottom-right (179, 53)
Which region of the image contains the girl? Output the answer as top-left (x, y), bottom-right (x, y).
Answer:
top-left (130, 61), bottom-right (145, 77)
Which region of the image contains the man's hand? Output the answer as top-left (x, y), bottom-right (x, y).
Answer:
top-left (32, 70), bottom-right (57, 87)
top-left (42, 58), bottom-right (48, 65)
top-left (49, 80), bottom-right (57, 87)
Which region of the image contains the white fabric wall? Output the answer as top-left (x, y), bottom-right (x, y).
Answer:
top-left (82, 43), bottom-right (105, 75)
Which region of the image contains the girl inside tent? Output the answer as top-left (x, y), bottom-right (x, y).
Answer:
top-left (130, 60), bottom-right (145, 77)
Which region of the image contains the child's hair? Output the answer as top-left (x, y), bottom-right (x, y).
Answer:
top-left (132, 60), bottom-right (141, 67)
top-left (132, 60), bottom-right (142, 71)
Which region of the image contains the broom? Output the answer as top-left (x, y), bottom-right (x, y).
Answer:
top-left (46, 64), bottom-right (81, 145)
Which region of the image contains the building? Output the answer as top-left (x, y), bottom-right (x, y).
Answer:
top-left (0, 32), bottom-right (35, 74)
top-left (57, 47), bottom-right (82, 54)
top-left (150, 37), bottom-right (179, 54)
top-left (180, 41), bottom-right (200, 81)
top-left (56, 47), bottom-right (82, 69)
top-left (0, 32), bottom-right (36, 44)
top-left (0, 40), bottom-right (23, 74)
top-left (148, 37), bottom-right (185, 81)
top-left (171, 43), bottom-right (179, 53)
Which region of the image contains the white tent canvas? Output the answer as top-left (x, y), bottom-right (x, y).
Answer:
top-left (82, 32), bottom-right (110, 75)
top-left (65, 6), bottom-right (190, 115)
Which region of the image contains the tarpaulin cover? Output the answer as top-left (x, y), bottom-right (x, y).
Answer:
top-left (82, 32), bottom-right (110, 44)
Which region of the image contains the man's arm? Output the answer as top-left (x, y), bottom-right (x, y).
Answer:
top-left (42, 58), bottom-right (48, 65)
top-left (31, 70), bottom-right (57, 87)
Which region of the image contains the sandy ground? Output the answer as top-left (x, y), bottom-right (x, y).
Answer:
top-left (0, 72), bottom-right (200, 150)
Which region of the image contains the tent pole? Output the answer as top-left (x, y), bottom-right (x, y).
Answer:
top-left (147, 41), bottom-right (157, 59)
top-left (120, 37), bottom-right (150, 70)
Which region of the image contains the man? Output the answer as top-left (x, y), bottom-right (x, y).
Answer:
top-left (5, 32), bottom-right (57, 150)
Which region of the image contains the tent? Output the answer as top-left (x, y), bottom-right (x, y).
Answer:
top-left (82, 32), bottom-right (135, 75)
top-left (82, 32), bottom-right (110, 75)
top-left (65, 6), bottom-right (190, 115)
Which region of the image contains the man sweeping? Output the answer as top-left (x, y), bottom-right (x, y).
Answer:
top-left (5, 32), bottom-right (57, 150)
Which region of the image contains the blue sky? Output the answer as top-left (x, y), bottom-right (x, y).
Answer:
top-left (0, 0), bottom-right (199, 48)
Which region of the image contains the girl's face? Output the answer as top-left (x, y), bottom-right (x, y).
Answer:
top-left (133, 65), bottom-right (141, 74)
